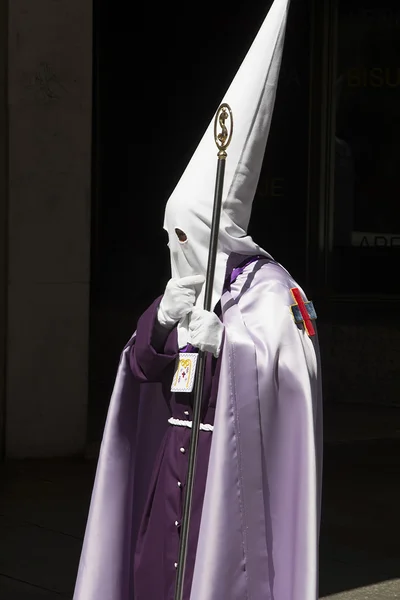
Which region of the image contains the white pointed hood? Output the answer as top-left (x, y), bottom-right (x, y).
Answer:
top-left (164, 0), bottom-right (291, 346)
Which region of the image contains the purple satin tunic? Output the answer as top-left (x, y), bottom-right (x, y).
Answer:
top-left (130, 300), bottom-right (222, 600)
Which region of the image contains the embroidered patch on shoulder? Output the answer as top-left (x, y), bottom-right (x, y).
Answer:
top-left (290, 288), bottom-right (317, 337)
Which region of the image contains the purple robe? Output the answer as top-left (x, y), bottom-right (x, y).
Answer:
top-left (130, 298), bottom-right (221, 600)
top-left (74, 254), bottom-right (323, 600)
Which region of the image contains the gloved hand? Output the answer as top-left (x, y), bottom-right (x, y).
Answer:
top-left (157, 275), bottom-right (205, 328)
top-left (189, 307), bottom-right (224, 357)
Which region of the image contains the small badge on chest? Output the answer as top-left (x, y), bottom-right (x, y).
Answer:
top-left (171, 353), bottom-right (198, 393)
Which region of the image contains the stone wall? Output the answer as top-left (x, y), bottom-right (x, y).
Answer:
top-left (6, 0), bottom-right (92, 456)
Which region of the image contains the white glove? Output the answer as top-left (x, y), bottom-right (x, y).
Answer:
top-left (189, 307), bottom-right (224, 357)
top-left (157, 275), bottom-right (205, 328)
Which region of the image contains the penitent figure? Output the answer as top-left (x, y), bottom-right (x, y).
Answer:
top-left (73, 1), bottom-right (323, 599)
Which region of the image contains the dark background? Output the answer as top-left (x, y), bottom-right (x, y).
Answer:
top-left (91, 0), bottom-right (310, 315)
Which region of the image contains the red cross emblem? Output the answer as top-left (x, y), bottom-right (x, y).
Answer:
top-left (290, 288), bottom-right (317, 337)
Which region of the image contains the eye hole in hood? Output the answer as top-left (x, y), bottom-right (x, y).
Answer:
top-left (175, 228), bottom-right (187, 242)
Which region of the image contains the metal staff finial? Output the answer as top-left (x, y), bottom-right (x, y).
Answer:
top-left (173, 104), bottom-right (233, 600)
top-left (214, 103), bottom-right (233, 159)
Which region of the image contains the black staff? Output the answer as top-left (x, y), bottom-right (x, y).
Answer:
top-left (173, 103), bottom-right (233, 600)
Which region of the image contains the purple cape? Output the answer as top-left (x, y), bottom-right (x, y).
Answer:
top-left (74, 259), bottom-right (323, 600)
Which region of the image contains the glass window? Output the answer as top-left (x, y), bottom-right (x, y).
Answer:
top-left (332, 0), bottom-right (400, 294)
